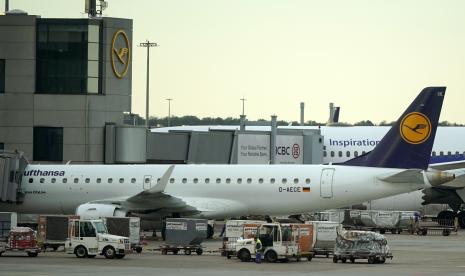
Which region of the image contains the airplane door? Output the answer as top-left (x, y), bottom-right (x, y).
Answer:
top-left (143, 175), bottom-right (152, 190)
top-left (320, 168), bottom-right (334, 198)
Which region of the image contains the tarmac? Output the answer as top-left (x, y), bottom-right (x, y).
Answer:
top-left (1, 231), bottom-right (465, 276)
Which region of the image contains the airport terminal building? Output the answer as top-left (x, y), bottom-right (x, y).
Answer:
top-left (0, 11), bottom-right (132, 163)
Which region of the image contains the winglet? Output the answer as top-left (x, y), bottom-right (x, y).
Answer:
top-left (343, 87), bottom-right (446, 169)
top-left (150, 165), bottom-right (175, 193)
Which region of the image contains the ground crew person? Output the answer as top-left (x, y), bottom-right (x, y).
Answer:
top-left (254, 236), bottom-right (263, 264)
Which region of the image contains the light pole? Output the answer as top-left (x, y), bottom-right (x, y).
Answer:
top-left (166, 98), bottom-right (173, 127)
top-left (139, 40), bottom-right (158, 128)
top-left (240, 98), bottom-right (246, 116)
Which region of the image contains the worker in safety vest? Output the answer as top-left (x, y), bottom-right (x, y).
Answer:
top-left (254, 236), bottom-right (263, 264)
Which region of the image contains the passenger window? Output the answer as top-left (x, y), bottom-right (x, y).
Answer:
top-left (205, 178), bottom-right (210, 184)
top-left (40, 178), bottom-right (45, 183)
top-left (354, 151), bottom-right (359, 157)
top-left (270, 178), bottom-right (275, 184)
top-left (51, 178), bottom-right (56, 184)
top-left (131, 178), bottom-right (136, 184)
top-left (338, 151), bottom-right (342, 157)
top-left (282, 178), bottom-right (287, 184)
top-left (323, 151), bottom-right (327, 157)
top-left (330, 151), bottom-right (335, 157)
top-left (226, 178), bottom-right (231, 184)
top-left (258, 178), bottom-right (264, 184)
top-left (362, 151), bottom-right (366, 155)
top-left (170, 178), bottom-right (175, 183)
top-left (447, 151), bottom-right (451, 156)
top-left (85, 178), bottom-right (90, 184)
top-left (346, 151), bottom-right (350, 157)
top-left (193, 178), bottom-right (198, 184)
top-left (432, 151), bottom-right (436, 157)
top-left (28, 178), bottom-right (33, 183)
top-left (439, 151), bottom-right (444, 156)
top-left (247, 178), bottom-right (252, 184)
top-left (237, 178), bottom-right (242, 184)
top-left (63, 178), bottom-right (67, 184)
top-left (293, 178), bottom-right (298, 184)
top-left (74, 178), bottom-right (79, 184)
top-left (157, 178), bottom-right (161, 183)
top-left (96, 178), bottom-right (101, 184)
top-left (455, 151), bottom-right (460, 156)
top-left (144, 178), bottom-right (150, 184)
top-left (305, 178), bottom-right (311, 184)
top-left (118, 178), bottom-right (124, 183)
top-left (182, 178), bottom-right (187, 184)
top-left (108, 178), bottom-right (113, 184)
top-left (216, 178), bottom-right (221, 184)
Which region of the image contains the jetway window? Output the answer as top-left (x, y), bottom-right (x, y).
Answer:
top-left (216, 178), bottom-right (221, 184)
top-left (237, 178), bottom-right (242, 184)
top-left (193, 178), bottom-right (198, 184)
top-left (51, 178), bottom-right (56, 184)
top-left (182, 178), bottom-right (187, 184)
top-left (205, 178), bottom-right (210, 184)
top-left (305, 178), bottom-right (311, 184)
top-left (74, 178), bottom-right (79, 184)
top-left (108, 178), bottom-right (113, 184)
top-left (0, 59), bottom-right (4, 93)
top-left (96, 178), bottom-right (101, 183)
top-left (131, 178), bottom-right (136, 184)
top-left (270, 178), bottom-right (275, 184)
top-left (226, 178), bottom-right (231, 184)
top-left (330, 151), bottom-right (335, 157)
top-left (247, 178), bottom-right (252, 184)
top-left (346, 151), bottom-right (350, 157)
top-left (119, 178), bottom-right (124, 183)
top-left (85, 178), bottom-right (90, 183)
top-left (28, 178), bottom-right (33, 183)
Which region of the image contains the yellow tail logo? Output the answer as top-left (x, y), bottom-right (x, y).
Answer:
top-left (400, 112), bottom-right (432, 144)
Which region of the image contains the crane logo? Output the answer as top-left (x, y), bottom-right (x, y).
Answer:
top-left (111, 30), bottom-right (131, 79)
top-left (400, 112), bottom-right (432, 144)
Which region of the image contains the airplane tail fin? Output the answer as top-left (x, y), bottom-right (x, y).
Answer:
top-left (342, 87), bottom-right (446, 170)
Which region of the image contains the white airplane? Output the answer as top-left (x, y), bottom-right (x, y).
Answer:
top-left (0, 87), bottom-right (458, 234)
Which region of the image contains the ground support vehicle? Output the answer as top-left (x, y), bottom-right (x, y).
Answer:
top-left (162, 218), bottom-right (208, 256)
top-left (415, 217), bottom-right (455, 236)
top-left (333, 230), bottom-right (393, 264)
top-left (0, 227), bottom-right (41, 257)
top-left (221, 220), bottom-right (265, 258)
top-left (104, 217), bottom-right (143, 253)
top-left (306, 221), bottom-right (340, 257)
top-left (65, 218), bottom-right (131, 259)
top-left (235, 223), bottom-right (314, 263)
top-left (37, 215), bottom-right (79, 251)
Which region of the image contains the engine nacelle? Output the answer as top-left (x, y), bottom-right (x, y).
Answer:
top-left (424, 170), bottom-right (455, 187)
top-left (76, 203), bottom-right (127, 219)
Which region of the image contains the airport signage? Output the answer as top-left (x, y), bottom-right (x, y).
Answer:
top-left (237, 134), bottom-right (303, 164)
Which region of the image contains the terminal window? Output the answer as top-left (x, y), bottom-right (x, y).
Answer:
top-left (33, 127), bottom-right (63, 161)
top-left (0, 143), bottom-right (3, 150)
top-left (0, 59), bottom-right (4, 93)
top-left (36, 20), bottom-right (101, 94)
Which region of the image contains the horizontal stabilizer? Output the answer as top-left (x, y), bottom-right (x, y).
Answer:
top-left (377, 169), bottom-right (423, 183)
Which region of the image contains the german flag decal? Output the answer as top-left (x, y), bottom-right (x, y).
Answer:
top-left (303, 187), bottom-right (311, 193)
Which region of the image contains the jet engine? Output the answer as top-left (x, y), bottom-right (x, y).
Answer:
top-left (75, 203), bottom-right (128, 219)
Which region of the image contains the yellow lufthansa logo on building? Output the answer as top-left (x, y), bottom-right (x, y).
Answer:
top-left (400, 112), bottom-right (432, 144)
top-left (111, 30), bottom-right (130, 79)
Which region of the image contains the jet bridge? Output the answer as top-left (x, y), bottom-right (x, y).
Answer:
top-left (0, 151), bottom-right (27, 203)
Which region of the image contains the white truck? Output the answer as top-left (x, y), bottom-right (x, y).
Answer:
top-left (235, 223), bottom-right (314, 263)
top-left (65, 218), bottom-right (131, 259)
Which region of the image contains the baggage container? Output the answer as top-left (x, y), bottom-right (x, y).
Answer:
top-left (0, 212), bottom-right (17, 242)
top-left (37, 215), bottom-right (79, 251)
top-left (306, 220), bottom-right (340, 257)
top-left (0, 227), bottom-right (41, 257)
top-left (165, 218), bottom-right (207, 246)
top-left (104, 217), bottom-right (142, 253)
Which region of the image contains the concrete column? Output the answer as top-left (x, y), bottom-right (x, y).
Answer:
top-left (270, 115), bottom-right (277, 164)
top-left (300, 102), bottom-right (305, 126)
top-left (240, 115), bottom-right (246, 131)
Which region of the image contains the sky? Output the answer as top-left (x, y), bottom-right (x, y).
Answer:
top-left (6, 0), bottom-right (465, 124)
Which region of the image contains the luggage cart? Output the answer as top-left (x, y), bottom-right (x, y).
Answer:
top-left (159, 244), bottom-right (204, 255)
